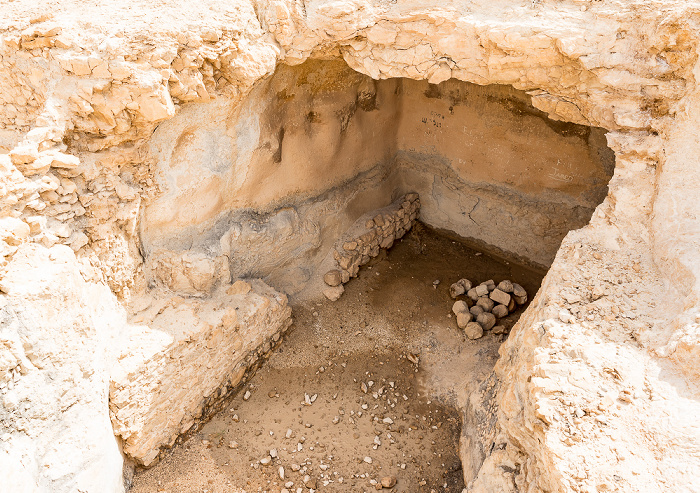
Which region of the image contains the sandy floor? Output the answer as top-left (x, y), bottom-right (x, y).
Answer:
top-left (130, 223), bottom-right (544, 493)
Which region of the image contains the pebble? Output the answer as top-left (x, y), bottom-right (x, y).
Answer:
top-left (492, 325), bottom-right (507, 335)
top-left (476, 296), bottom-right (494, 312)
top-left (260, 456), bottom-right (271, 465)
top-left (323, 270), bottom-right (342, 287)
top-left (457, 278), bottom-right (472, 291)
top-left (466, 288), bottom-right (479, 301)
top-left (477, 312), bottom-right (496, 330)
top-left (279, 466), bottom-right (285, 479)
top-left (243, 390), bottom-right (251, 401)
top-left (323, 285), bottom-right (344, 301)
top-left (497, 280), bottom-right (514, 293)
top-left (489, 288), bottom-right (511, 306)
top-left (456, 311), bottom-right (472, 329)
top-left (270, 448), bottom-right (278, 458)
top-left (228, 441), bottom-right (238, 449)
top-left (464, 322), bottom-right (483, 340)
top-left (492, 304), bottom-right (508, 318)
top-left (450, 282), bottom-right (465, 298)
top-left (381, 476), bottom-right (397, 488)
top-left (364, 456), bottom-right (373, 463)
top-left (475, 284), bottom-right (489, 297)
top-left (452, 300), bottom-right (469, 315)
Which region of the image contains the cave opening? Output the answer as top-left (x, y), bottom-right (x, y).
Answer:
top-left (120, 58), bottom-right (615, 490)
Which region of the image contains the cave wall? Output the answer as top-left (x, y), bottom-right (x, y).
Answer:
top-left (394, 79), bottom-right (615, 266)
top-left (141, 59), bottom-right (613, 295)
top-left (2, 1), bottom-right (700, 492)
top-left (142, 60), bottom-right (404, 293)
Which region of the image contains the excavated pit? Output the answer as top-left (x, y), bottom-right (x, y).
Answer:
top-left (118, 58), bottom-right (615, 487)
top-left (130, 224), bottom-right (546, 492)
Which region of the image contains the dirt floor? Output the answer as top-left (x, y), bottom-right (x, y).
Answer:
top-left (130, 223), bottom-right (545, 493)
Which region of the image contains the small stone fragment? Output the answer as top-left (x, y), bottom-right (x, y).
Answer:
top-left (466, 288), bottom-right (479, 301)
top-left (452, 300), bottom-right (469, 315)
top-left (475, 284), bottom-right (489, 297)
top-left (476, 296), bottom-right (494, 312)
top-left (260, 456), bottom-right (271, 465)
top-left (227, 280), bottom-right (252, 295)
top-left (450, 282), bottom-right (465, 298)
top-left (323, 285), bottom-right (344, 301)
top-left (513, 283), bottom-right (527, 298)
top-left (457, 278), bottom-right (472, 291)
top-left (324, 270), bottom-right (342, 287)
top-left (381, 476), bottom-right (397, 488)
top-left (364, 456), bottom-right (373, 463)
top-left (464, 322), bottom-right (483, 340)
top-left (492, 325), bottom-right (507, 335)
top-left (489, 288), bottom-right (511, 306)
top-left (492, 304), bottom-right (509, 318)
top-left (497, 280), bottom-right (514, 293)
top-left (456, 311), bottom-right (472, 329)
top-left (477, 312), bottom-right (497, 330)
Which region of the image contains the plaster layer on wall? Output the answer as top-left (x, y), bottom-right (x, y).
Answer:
top-left (0, 1), bottom-right (699, 492)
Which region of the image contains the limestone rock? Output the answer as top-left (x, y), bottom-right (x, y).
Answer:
top-left (323, 285), bottom-right (344, 301)
top-left (452, 300), bottom-right (469, 315)
top-left (324, 269), bottom-right (342, 287)
top-left (492, 304), bottom-right (509, 319)
top-left (489, 288), bottom-right (511, 306)
top-left (476, 312), bottom-right (496, 331)
top-left (450, 282), bottom-right (465, 298)
top-left (456, 311), bottom-right (473, 329)
top-left (464, 322), bottom-right (484, 340)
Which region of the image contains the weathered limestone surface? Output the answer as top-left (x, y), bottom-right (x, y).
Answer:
top-left (111, 280), bottom-right (292, 466)
top-left (0, 0), bottom-right (700, 492)
top-left (0, 244), bottom-right (125, 493)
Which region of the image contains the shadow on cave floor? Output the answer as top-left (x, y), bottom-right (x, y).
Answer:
top-left (130, 223), bottom-right (546, 493)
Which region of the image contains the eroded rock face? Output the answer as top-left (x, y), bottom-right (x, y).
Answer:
top-left (1, 1), bottom-right (700, 492)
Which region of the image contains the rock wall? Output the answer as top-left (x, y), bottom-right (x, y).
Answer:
top-left (1, 1), bottom-right (700, 492)
top-left (111, 280), bottom-right (292, 467)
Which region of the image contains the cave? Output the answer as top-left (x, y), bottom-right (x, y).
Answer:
top-left (114, 58), bottom-right (614, 490)
top-left (140, 58), bottom-right (614, 295)
top-left (6, 3), bottom-right (700, 492)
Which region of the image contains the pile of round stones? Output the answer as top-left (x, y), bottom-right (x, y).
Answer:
top-left (449, 278), bottom-right (528, 339)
